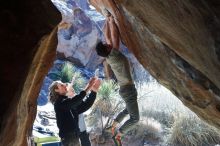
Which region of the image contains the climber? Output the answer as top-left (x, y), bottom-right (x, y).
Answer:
top-left (95, 13), bottom-right (139, 138)
top-left (48, 77), bottom-right (101, 146)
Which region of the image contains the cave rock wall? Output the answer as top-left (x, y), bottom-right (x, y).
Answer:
top-left (89, 0), bottom-right (220, 129)
top-left (0, 0), bottom-right (61, 145)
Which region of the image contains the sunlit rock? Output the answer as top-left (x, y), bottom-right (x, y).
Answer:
top-left (52, 0), bottom-right (104, 70)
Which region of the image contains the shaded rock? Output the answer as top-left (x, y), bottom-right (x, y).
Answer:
top-left (89, 0), bottom-right (220, 130)
top-left (0, 0), bottom-right (61, 145)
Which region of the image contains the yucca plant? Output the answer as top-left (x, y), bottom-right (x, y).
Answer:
top-left (59, 61), bottom-right (86, 93)
top-left (60, 62), bottom-right (74, 83)
top-left (89, 79), bottom-right (124, 133)
top-left (95, 79), bottom-right (119, 117)
top-left (71, 71), bottom-right (86, 94)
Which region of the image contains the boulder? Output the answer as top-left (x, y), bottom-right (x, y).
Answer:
top-left (89, 0), bottom-right (220, 129)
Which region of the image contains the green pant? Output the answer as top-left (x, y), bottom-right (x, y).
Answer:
top-left (115, 84), bottom-right (139, 134)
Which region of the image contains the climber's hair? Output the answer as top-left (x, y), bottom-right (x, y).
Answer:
top-left (48, 81), bottom-right (61, 104)
top-left (95, 41), bottom-right (111, 57)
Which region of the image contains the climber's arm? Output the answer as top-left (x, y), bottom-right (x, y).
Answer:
top-left (103, 18), bottom-right (112, 45)
top-left (109, 16), bottom-right (120, 50)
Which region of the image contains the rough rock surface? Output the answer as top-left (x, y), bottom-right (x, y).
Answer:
top-left (52, 0), bottom-right (104, 70)
top-left (0, 0), bottom-right (61, 145)
top-left (51, 0), bottom-right (149, 78)
top-left (89, 0), bottom-right (220, 129)
top-left (1, 0), bottom-right (220, 145)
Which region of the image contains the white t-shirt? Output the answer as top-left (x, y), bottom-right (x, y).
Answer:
top-left (78, 114), bottom-right (87, 132)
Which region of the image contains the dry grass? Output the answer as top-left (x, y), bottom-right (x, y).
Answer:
top-left (137, 81), bottom-right (220, 146)
top-left (114, 117), bottom-right (163, 146)
top-left (131, 118), bottom-right (163, 141)
top-left (88, 81), bottom-right (220, 145)
top-left (167, 114), bottom-right (220, 146)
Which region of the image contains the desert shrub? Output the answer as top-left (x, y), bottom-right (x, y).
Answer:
top-left (71, 71), bottom-right (86, 94)
top-left (56, 61), bottom-right (86, 93)
top-left (141, 109), bottom-right (175, 128)
top-left (137, 82), bottom-right (220, 146)
top-left (93, 79), bottom-right (121, 117)
top-left (130, 118), bottom-right (163, 141)
top-left (167, 114), bottom-right (220, 146)
top-left (87, 80), bottom-right (124, 132)
top-left (118, 117), bottom-right (163, 146)
top-left (60, 62), bottom-right (74, 83)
